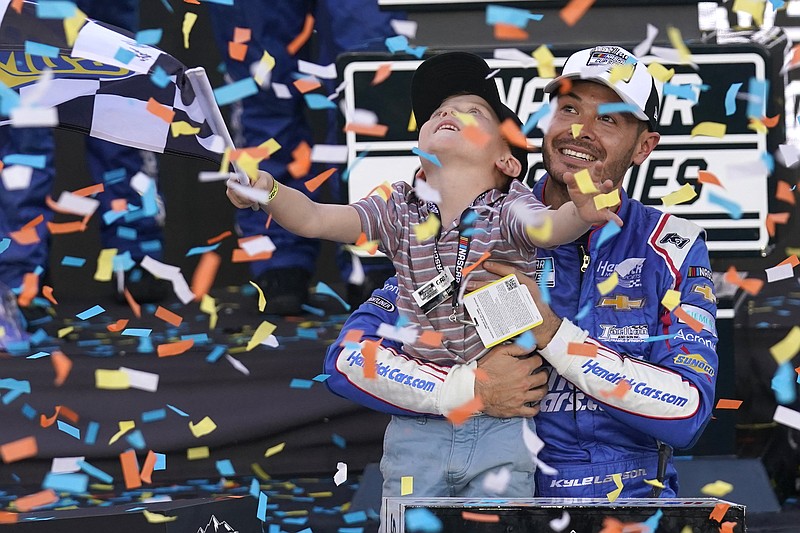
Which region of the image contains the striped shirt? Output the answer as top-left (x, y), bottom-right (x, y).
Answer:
top-left (353, 180), bottom-right (547, 365)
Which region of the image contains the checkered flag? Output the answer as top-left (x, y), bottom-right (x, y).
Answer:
top-left (0, 0), bottom-right (231, 163)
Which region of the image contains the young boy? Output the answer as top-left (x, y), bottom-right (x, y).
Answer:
top-left (227, 51), bottom-right (618, 367)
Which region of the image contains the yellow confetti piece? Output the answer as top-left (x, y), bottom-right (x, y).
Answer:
top-left (143, 510), bottom-right (177, 523)
top-left (187, 446), bottom-right (210, 460)
top-left (94, 248), bottom-right (117, 282)
top-left (63, 8), bottom-right (87, 47)
top-left (571, 123), bottom-right (583, 138)
top-left (609, 63), bottom-right (634, 85)
top-left (219, 148), bottom-right (231, 174)
top-left (733, 0), bottom-right (765, 26)
top-left (606, 472), bottom-right (623, 502)
top-left (261, 138), bottom-right (281, 156)
top-left (265, 442), bottom-right (286, 458)
top-left (95, 369), bottom-right (130, 390)
top-left (680, 527), bottom-right (693, 533)
top-left (249, 281), bottom-right (267, 312)
top-left (58, 326), bottom-right (74, 338)
top-left (786, 246), bottom-right (800, 257)
top-left (108, 420), bottom-right (135, 445)
top-left (247, 320), bottom-right (277, 351)
top-left (748, 118), bottom-right (767, 134)
top-left (525, 216), bottom-right (553, 243)
top-left (647, 62), bottom-right (675, 83)
top-left (452, 110), bottom-right (477, 127)
top-left (660, 183), bottom-right (697, 206)
top-left (236, 152), bottom-right (260, 180)
top-left (189, 416), bottom-right (217, 438)
top-left (644, 478), bottom-right (666, 489)
top-left (597, 272), bottom-right (619, 295)
top-left (413, 213), bottom-right (440, 241)
top-left (574, 169), bottom-right (598, 193)
top-left (700, 479), bottom-right (734, 497)
top-left (251, 463), bottom-right (271, 480)
top-left (533, 45), bottom-right (556, 78)
top-left (401, 476), bottom-right (413, 496)
top-left (200, 294), bottom-right (218, 329)
top-left (661, 289), bottom-right (681, 311)
top-left (691, 122), bottom-right (726, 138)
top-left (254, 51), bottom-right (276, 86)
top-left (667, 26), bottom-right (692, 64)
top-left (90, 484), bottom-right (113, 491)
top-left (593, 189), bottom-right (621, 210)
top-left (307, 491), bottom-right (333, 498)
top-left (770, 326), bottom-right (800, 365)
top-left (170, 121), bottom-right (200, 138)
top-left (408, 111), bottom-right (417, 132)
top-left (182, 12), bottom-right (198, 49)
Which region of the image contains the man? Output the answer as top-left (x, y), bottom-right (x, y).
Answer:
top-left (324, 45), bottom-right (719, 499)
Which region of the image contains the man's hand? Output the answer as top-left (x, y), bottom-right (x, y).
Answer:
top-left (476, 342), bottom-right (548, 418)
top-left (563, 162), bottom-right (623, 228)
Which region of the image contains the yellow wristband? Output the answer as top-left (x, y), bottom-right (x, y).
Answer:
top-left (266, 179), bottom-right (279, 203)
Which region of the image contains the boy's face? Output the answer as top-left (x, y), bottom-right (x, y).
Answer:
top-left (542, 80), bottom-right (659, 189)
top-left (417, 94), bottom-right (511, 172)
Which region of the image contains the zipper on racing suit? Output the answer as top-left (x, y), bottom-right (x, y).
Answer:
top-left (573, 237), bottom-right (591, 419)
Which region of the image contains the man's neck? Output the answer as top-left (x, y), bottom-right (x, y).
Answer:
top-left (543, 175), bottom-right (571, 210)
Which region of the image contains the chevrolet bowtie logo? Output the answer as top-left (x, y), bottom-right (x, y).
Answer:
top-left (598, 295), bottom-right (645, 310)
top-left (692, 284), bottom-right (716, 303)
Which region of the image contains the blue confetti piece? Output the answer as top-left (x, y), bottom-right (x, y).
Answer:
top-left (761, 151), bottom-right (774, 174)
top-left (150, 65), bottom-right (171, 88)
top-left (103, 210), bottom-right (126, 225)
top-left (121, 328), bottom-right (152, 337)
top-left (707, 191), bottom-right (742, 219)
top-left (85, 421), bottom-right (99, 445)
top-left (385, 35), bottom-right (409, 54)
top-left (4, 153), bottom-right (47, 169)
top-left (746, 77), bottom-right (768, 119)
top-left (167, 404), bottom-right (190, 417)
top-left (521, 103), bottom-right (550, 135)
top-left (312, 374), bottom-right (330, 382)
top-left (284, 518), bottom-right (308, 525)
top-left (154, 453), bottom-right (166, 471)
top-left (297, 328), bottom-right (319, 340)
top-left (594, 220), bottom-right (621, 248)
top-left (216, 459), bottom-right (236, 477)
top-left (21, 403), bottom-right (36, 420)
top-left (142, 408), bottom-right (166, 423)
top-left (405, 508), bottom-right (442, 532)
top-left (125, 429), bottom-right (146, 450)
top-left (0, 238), bottom-right (10, 254)
top-left (405, 45), bottom-right (427, 59)
top-left (249, 478), bottom-right (260, 498)
top-left (135, 28), bottom-right (162, 46)
top-left (43, 472), bottom-right (88, 494)
top-left (26, 351), bottom-right (49, 360)
top-left (114, 47), bottom-right (135, 65)
top-left (137, 336), bottom-right (154, 353)
top-left (342, 149), bottom-right (369, 182)
top-left (206, 345), bottom-right (226, 363)
top-left (772, 362), bottom-right (796, 405)
top-left (412, 147), bottom-right (442, 167)
top-left (269, 525), bottom-right (281, 533)
top-left (159, 0), bottom-right (174, 12)
top-left (332, 433), bottom-right (347, 449)
top-left (290, 378), bottom-right (314, 389)
top-left (102, 167), bottom-right (126, 184)
top-left (186, 243), bottom-right (220, 257)
top-left (181, 333), bottom-right (209, 344)
top-left (76, 305), bottom-right (105, 321)
top-left (77, 460), bottom-right (113, 484)
top-left (486, 5), bottom-right (542, 28)
top-left (201, 0), bottom-right (233, 4)
top-left (315, 281), bottom-right (351, 311)
top-left (214, 78), bottom-right (259, 106)
top-left (575, 301), bottom-right (591, 321)
top-left (661, 83), bottom-right (697, 103)
top-left (339, 528), bottom-right (364, 533)
top-left (140, 239), bottom-right (162, 254)
top-left (113, 250), bottom-right (136, 273)
top-left (57, 420), bottom-right (81, 440)
top-left (257, 492), bottom-right (268, 521)
top-left (304, 93), bottom-right (337, 110)
top-left (643, 333), bottom-right (675, 342)
top-left (643, 509), bottom-right (663, 531)
top-left (60, 256), bottom-right (86, 267)
top-left (25, 41), bottom-right (59, 58)
top-left (538, 258), bottom-right (551, 305)
top-left (117, 226), bottom-right (138, 240)
top-left (770, 0), bottom-right (785, 9)
top-left (725, 82), bottom-right (741, 116)
top-left (343, 510), bottom-right (368, 524)
top-left (300, 304), bottom-right (325, 316)
top-left (514, 330), bottom-right (536, 351)
top-left (596, 102), bottom-right (643, 115)
top-left (36, 1), bottom-right (77, 18)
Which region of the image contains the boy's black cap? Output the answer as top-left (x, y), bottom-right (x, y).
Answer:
top-left (411, 51), bottom-right (529, 179)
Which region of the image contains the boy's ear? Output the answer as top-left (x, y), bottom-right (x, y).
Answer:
top-left (496, 155), bottom-right (522, 178)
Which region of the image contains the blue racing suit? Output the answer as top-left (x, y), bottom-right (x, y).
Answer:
top-left (0, 0), bottom-right (164, 290)
top-left (207, 0), bottom-right (398, 278)
top-left (324, 175), bottom-right (719, 498)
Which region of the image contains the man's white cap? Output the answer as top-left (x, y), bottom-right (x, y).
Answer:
top-left (544, 45), bottom-right (663, 131)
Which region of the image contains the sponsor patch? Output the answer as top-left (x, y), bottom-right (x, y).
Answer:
top-left (532, 257), bottom-right (556, 287)
top-left (596, 257), bottom-right (645, 288)
top-left (597, 294), bottom-right (645, 310)
top-left (692, 284), bottom-right (716, 303)
top-left (658, 232), bottom-right (690, 249)
top-left (599, 324), bottom-right (649, 343)
top-left (678, 303), bottom-right (717, 335)
top-left (687, 266), bottom-right (713, 280)
top-left (674, 328), bottom-right (717, 350)
top-left (366, 295), bottom-right (395, 312)
top-left (673, 353), bottom-right (716, 377)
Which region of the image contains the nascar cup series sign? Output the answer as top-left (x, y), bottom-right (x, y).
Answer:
top-left (339, 44), bottom-right (779, 256)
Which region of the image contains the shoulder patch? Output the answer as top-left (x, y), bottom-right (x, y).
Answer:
top-left (366, 295), bottom-right (395, 312)
top-left (649, 214), bottom-right (703, 280)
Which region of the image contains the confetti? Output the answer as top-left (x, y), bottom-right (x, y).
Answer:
top-left (401, 476), bottom-right (413, 496)
top-left (691, 122), bottom-right (726, 138)
top-left (157, 339), bottom-right (194, 357)
top-left (189, 416), bottom-right (217, 438)
top-left (560, 0), bottom-right (595, 26)
top-left (597, 272), bottom-right (618, 295)
top-left (770, 326), bottom-right (800, 365)
top-left (593, 189), bottom-right (621, 210)
top-left (606, 473), bottom-right (623, 502)
top-left (154, 306), bottom-right (183, 326)
top-left (0, 435), bottom-right (37, 463)
top-left (660, 183), bottom-right (697, 206)
top-left (462, 511), bottom-right (500, 523)
top-left (661, 289), bottom-right (681, 311)
top-left (143, 510), bottom-right (177, 523)
top-left (247, 321), bottom-right (277, 351)
top-left (567, 342), bottom-right (597, 357)
top-left (265, 442), bottom-right (285, 458)
top-left (445, 397), bottom-right (484, 425)
top-left (716, 399), bottom-right (743, 410)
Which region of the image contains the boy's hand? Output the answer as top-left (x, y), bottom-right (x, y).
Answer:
top-left (564, 162), bottom-right (623, 227)
top-left (226, 170), bottom-right (275, 209)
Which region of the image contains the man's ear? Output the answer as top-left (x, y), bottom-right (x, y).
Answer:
top-left (414, 167), bottom-right (426, 181)
top-left (496, 155), bottom-right (522, 178)
top-left (632, 131), bottom-right (660, 166)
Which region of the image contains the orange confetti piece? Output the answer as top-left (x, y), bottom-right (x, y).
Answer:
top-left (233, 27), bottom-right (251, 43)
top-left (779, 255), bottom-right (800, 268)
top-left (776, 180), bottom-right (796, 205)
top-left (724, 266), bottom-right (763, 296)
top-left (72, 183), bottom-right (104, 197)
top-left (107, 319), bottom-right (129, 332)
top-left (462, 251), bottom-right (491, 277)
top-left (229, 146), bottom-right (270, 161)
top-left (362, 339), bottom-right (380, 379)
top-left (371, 63), bottom-right (392, 86)
top-left (418, 330), bottom-right (443, 347)
top-left (499, 118), bottom-right (529, 149)
top-left (111, 198), bottom-right (128, 212)
top-left (191, 251), bottom-right (221, 301)
top-left (568, 342), bottom-right (598, 357)
top-left (155, 306), bottom-right (183, 327)
top-left (288, 140), bottom-right (312, 179)
top-left (120, 450), bottom-right (142, 489)
top-left (124, 288), bottom-right (142, 319)
top-left (42, 285), bottom-right (57, 306)
top-left (556, 77), bottom-right (573, 95)
top-left (720, 522), bottom-right (737, 533)
top-left (17, 272), bottom-right (38, 308)
top-left (228, 41), bottom-right (247, 61)
top-left (207, 230), bottom-right (232, 245)
top-left (10, 0), bottom-right (23, 13)
top-left (287, 13), bottom-right (314, 55)
top-left (47, 220), bottom-right (88, 234)
top-left (493, 23), bottom-right (528, 41)
top-left (39, 405), bottom-right (79, 428)
top-left (183, 0), bottom-right (200, 4)
top-left (673, 307), bottom-right (704, 333)
top-left (766, 212), bottom-right (791, 237)
top-left (140, 450), bottom-right (157, 484)
top-left (560, 0), bottom-right (596, 26)
top-left (22, 214), bottom-right (44, 229)
top-left (697, 170), bottom-right (723, 187)
top-left (762, 114), bottom-right (781, 128)
top-left (355, 232), bottom-right (368, 246)
top-left (51, 351), bottom-right (72, 387)
top-left (343, 123), bottom-right (389, 137)
top-left (716, 399), bottom-right (743, 410)
top-left (709, 502), bottom-right (730, 522)
top-left (446, 397), bottom-right (484, 426)
top-left (305, 168), bottom-right (336, 193)
top-left (10, 227), bottom-right (39, 245)
top-left (462, 511), bottom-right (500, 523)
top-left (0, 436), bottom-right (37, 463)
top-left (0, 511), bottom-right (18, 524)
top-left (462, 124), bottom-right (491, 148)
top-left (15, 490), bottom-right (57, 512)
top-left (157, 339), bottom-right (195, 357)
top-left (600, 379), bottom-right (631, 399)
top-left (293, 77), bottom-right (321, 94)
top-left (146, 97), bottom-right (175, 123)
top-left (232, 249), bottom-right (273, 263)
top-left (339, 329), bottom-right (364, 346)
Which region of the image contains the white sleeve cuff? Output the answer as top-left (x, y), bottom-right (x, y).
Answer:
top-left (438, 360), bottom-right (477, 415)
top-left (538, 319), bottom-right (589, 375)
